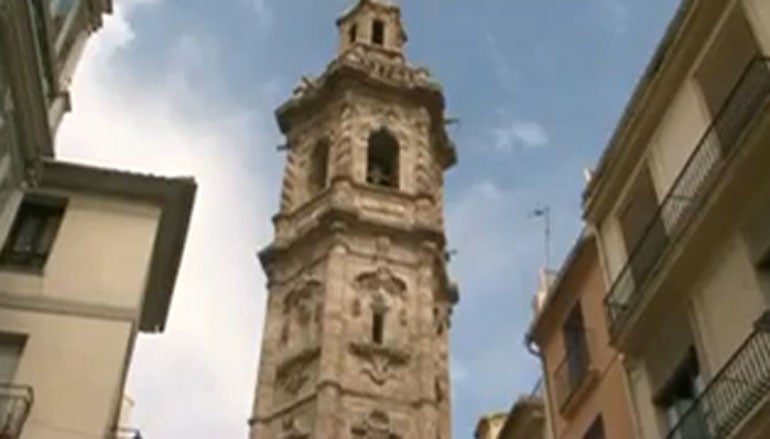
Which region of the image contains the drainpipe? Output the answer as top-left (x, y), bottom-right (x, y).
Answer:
top-left (525, 334), bottom-right (558, 439)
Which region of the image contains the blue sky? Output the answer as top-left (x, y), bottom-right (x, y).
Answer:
top-left (57, 0), bottom-right (679, 437)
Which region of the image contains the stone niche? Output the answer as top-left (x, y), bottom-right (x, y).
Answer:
top-left (345, 257), bottom-right (415, 392)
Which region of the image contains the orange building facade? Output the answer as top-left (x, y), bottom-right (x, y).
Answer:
top-left (527, 235), bottom-right (636, 439)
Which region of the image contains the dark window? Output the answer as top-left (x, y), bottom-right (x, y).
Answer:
top-left (619, 166), bottom-right (668, 285)
top-left (563, 302), bottom-right (590, 390)
top-left (372, 19), bottom-right (385, 46)
top-left (349, 23), bottom-right (358, 44)
top-left (372, 311), bottom-right (384, 345)
top-left (367, 129), bottom-right (399, 189)
top-left (0, 333), bottom-right (26, 382)
top-left (656, 347), bottom-right (710, 439)
top-left (583, 415), bottom-right (605, 439)
top-left (308, 140), bottom-right (329, 195)
top-left (0, 195), bottom-right (66, 270)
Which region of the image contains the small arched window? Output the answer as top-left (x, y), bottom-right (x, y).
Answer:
top-left (372, 19), bottom-right (385, 46)
top-left (349, 23), bottom-right (358, 44)
top-left (309, 139), bottom-right (329, 195)
top-left (367, 129), bottom-right (399, 189)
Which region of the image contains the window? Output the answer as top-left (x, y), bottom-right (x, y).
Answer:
top-left (0, 333), bottom-right (26, 382)
top-left (656, 347), bottom-right (710, 439)
top-left (372, 19), bottom-right (385, 46)
top-left (583, 416), bottom-right (605, 439)
top-left (28, 0), bottom-right (56, 97)
top-left (619, 166), bottom-right (667, 285)
top-left (367, 129), bottom-right (399, 189)
top-left (349, 23), bottom-right (358, 44)
top-left (308, 140), bottom-right (329, 195)
top-left (372, 310), bottom-right (385, 345)
top-left (563, 302), bottom-right (589, 390)
top-left (49, 0), bottom-right (79, 39)
top-left (0, 195), bottom-right (66, 270)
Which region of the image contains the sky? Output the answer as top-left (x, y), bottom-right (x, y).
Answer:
top-left (56, 0), bottom-right (679, 437)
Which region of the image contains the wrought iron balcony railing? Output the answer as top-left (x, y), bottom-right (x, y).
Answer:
top-left (666, 312), bottom-right (770, 439)
top-left (554, 330), bottom-right (598, 413)
top-left (604, 58), bottom-right (770, 333)
top-left (0, 384), bottom-right (33, 439)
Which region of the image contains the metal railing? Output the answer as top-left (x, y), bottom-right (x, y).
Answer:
top-left (666, 312), bottom-right (770, 439)
top-left (605, 58), bottom-right (770, 333)
top-left (0, 384), bottom-right (33, 439)
top-left (554, 330), bottom-right (597, 411)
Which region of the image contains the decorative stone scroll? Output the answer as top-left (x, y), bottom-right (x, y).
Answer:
top-left (349, 342), bottom-right (410, 386)
top-left (351, 410), bottom-right (402, 439)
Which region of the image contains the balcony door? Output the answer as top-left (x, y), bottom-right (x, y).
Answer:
top-left (658, 348), bottom-right (711, 439)
top-left (620, 166), bottom-right (668, 289)
top-left (695, 4), bottom-right (761, 152)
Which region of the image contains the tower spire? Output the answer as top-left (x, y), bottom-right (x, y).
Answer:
top-left (337, 0), bottom-right (408, 58)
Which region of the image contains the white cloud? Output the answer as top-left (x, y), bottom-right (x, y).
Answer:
top-left (491, 120), bottom-right (549, 152)
top-left (484, 32), bottom-right (518, 98)
top-left (56, 2), bottom-right (279, 437)
top-left (598, 0), bottom-right (629, 35)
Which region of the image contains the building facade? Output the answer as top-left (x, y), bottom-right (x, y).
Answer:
top-left (583, 0), bottom-right (770, 437)
top-left (0, 1), bottom-right (198, 438)
top-left (0, 0), bottom-right (112, 245)
top-left (0, 160), bottom-right (195, 438)
top-left (248, 1), bottom-right (458, 438)
top-left (527, 234), bottom-right (636, 439)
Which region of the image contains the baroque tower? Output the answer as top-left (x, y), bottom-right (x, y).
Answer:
top-left (249, 1), bottom-right (458, 438)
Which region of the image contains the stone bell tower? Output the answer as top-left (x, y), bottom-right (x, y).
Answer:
top-left (249, 1), bottom-right (458, 438)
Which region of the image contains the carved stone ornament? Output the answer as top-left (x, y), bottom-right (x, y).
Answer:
top-left (280, 415), bottom-right (310, 439)
top-left (283, 276), bottom-right (323, 325)
top-left (351, 410), bottom-right (401, 439)
top-left (355, 266), bottom-right (406, 300)
top-left (349, 342), bottom-right (410, 386)
top-left (276, 347), bottom-right (321, 396)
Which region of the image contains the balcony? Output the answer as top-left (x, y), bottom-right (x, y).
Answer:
top-left (0, 384), bottom-right (33, 439)
top-left (666, 312), bottom-right (770, 439)
top-left (554, 330), bottom-right (599, 415)
top-left (604, 58), bottom-right (770, 335)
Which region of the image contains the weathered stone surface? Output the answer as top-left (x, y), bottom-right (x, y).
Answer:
top-left (249, 2), bottom-right (456, 438)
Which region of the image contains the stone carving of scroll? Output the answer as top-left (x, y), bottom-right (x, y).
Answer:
top-left (351, 410), bottom-right (401, 439)
top-left (282, 276), bottom-right (323, 346)
top-left (349, 342), bottom-right (410, 386)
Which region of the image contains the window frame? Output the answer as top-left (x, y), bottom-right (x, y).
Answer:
top-left (0, 194), bottom-right (67, 271)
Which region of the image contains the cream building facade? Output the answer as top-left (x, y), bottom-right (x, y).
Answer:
top-left (0, 1), bottom-right (198, 438)
top-left (248, 1), bottom-right (458, 438)
top-left (0, 160), bottom-right (195, 438)
top-left (583, 0), bottom-right (770, 438)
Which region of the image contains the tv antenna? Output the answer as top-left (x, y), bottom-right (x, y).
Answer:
top-left (529, 206), bottom-right (551, 269)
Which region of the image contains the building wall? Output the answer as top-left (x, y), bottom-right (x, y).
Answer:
top-left (536, 242), bottom-right (635, 439)
top-left (0, 192), bottom-right (161, 310)
top-left (0, 307), bottom-right (132, 439)
top-left (689, 235), bottom-right (766, 374)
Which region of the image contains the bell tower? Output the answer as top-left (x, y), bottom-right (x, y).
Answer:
top-left (249, 1), bottom-right (458, 438)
